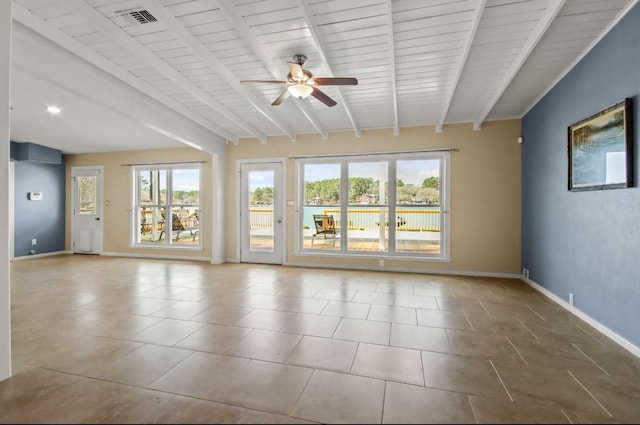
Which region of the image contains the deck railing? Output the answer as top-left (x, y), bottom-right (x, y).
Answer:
top-left (248, 207), bottom-right (441, 232)
top-left (321, 209), bottom-right (440, 232)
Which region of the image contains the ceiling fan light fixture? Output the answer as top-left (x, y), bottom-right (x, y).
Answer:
top-left (288, 83), bottom-right (313, 99)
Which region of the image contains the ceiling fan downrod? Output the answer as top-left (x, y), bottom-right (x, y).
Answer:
top-left (292, 54), bottom-right (307, 66)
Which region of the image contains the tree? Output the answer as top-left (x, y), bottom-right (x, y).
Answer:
top-left (397, 184), bottom-right (417, 204)
top-left (422, 176), bottom-right (439, 189)
top-left (251, 187), bottom-right (274, 205)
top-left (349, 177), bottom-right (375, 203)
top-left (416, 187), bottom-right (439, 205)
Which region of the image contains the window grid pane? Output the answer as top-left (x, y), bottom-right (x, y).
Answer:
top-left (298, 152), bottom-right (447, 258)
top-left (134, 166), bottom-right (201, 248)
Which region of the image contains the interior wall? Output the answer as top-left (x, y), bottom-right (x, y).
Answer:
top-left (65, 147), bottom-right (214, 261)
top-left (0, 0), bottom-right (12, 382)
top-left (226, 120), bottom-right (522, 275)
top-left (11, 143), bottom-right (65, 258)
top-left (522, 3), bottom-right (640, 347)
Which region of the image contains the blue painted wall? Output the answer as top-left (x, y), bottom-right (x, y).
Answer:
top-left (11, 142), bottom-right (66, 257)
top-left (522, 3), bottom-right (640, 346)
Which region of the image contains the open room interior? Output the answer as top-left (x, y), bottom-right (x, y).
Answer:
top-left (2, 0), bottom-right (640, 423)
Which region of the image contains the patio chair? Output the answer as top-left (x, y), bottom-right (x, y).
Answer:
top-left (158, 213), bottom-right (185, 241)
top-left (312, 214), bottom-right (338, 246)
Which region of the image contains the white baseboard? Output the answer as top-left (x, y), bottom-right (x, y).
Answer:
top-left (284, 260), bottom-right (521, 279)
top-left (522, 276), bottom-right (640, 359)
top-left (11, 250), bottom-right (71, 261)
top-left (102, 252), bottom-right (212, 262)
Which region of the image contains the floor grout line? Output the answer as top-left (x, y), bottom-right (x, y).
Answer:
top-left (571, 343), bottom-right (609, 376)
top-left (526, 304), bottom-right (546, 321)
top-left (567, 370), bottom-right (613, 418)
top-left (504, 335), bottom-right (529, 366)
top-left (560, 408), bottom-right (573, 424)
top-left (489, 360), bottom-right (514, 402)
top-left (517, 318), bottom-right (538, 339)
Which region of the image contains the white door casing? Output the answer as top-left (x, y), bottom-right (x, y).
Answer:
top-left (239, 160), bottom-right (284, 264)
top-left (72, 167), bottom-right (104, 254)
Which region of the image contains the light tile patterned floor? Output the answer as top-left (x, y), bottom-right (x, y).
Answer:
top-left (2, 255), bottom-right (640, 423)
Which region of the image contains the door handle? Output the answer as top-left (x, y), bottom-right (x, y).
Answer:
top-left (277, 219), bottom-right (282, 223)
top-left (95, 217), bottom-right (100, 221)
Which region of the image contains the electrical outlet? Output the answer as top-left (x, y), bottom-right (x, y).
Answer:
top-left (32, 238), bottom-right (37, 246)
top-left (569, 292), bottom-right (574, 306)
top-left (525, 269), bottom-right (530, 279)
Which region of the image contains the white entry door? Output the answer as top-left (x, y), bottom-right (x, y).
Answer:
top-left (239, 161), bottom-right (284, 264)
top-left (72, 167), bottom-right (104, 254)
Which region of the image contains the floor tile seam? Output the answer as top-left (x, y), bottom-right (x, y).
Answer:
top-left (566, 370), bottom-right (613, 418)
top-left (84, 316), bottom-right (167, 338)
top-left (517, 318), bottom-right (538, 339)
top-left (503, 335), bottom-right (529, 366)
top-left (489, 359), bottom-right (514, 402)
top-left (525, 303), bottom-right (547, 321)
top-left (489, 290), bottom-right (502, 303)
top-left (569, 343), bottom-right (609, 376)
top-left (466, 394), bottom-right (481, 424)
top-left (146, 320), bottom-right (207, 348)
top-left (391, 375), bottom-right (509, 402)
top-left (37, 364), bottom-right (192, 396)
top-left (573, 323), bottom-right (609, 348)
top-left (376, 380), bottom-right (387, 424)
top-left (55, 332), bottom-right (147, 355)
top-left (223, 334), bottom-right (304, 362)
top-left (287, 367), bottom-right (317, 422)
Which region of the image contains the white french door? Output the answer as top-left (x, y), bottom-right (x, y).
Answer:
top-left (239, 161), bottom-right (284, 264)
top-left (72, 167), bottom-right (104, 254)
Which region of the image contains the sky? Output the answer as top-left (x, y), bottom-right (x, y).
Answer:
top-left (246, 159), bottom-right (441, 191)
top-left (172, 169), bottom-right (200, 191)
top-left (304, 159), bottom-right (440, 186)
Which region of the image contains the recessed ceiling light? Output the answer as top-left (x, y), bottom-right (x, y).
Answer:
top-left (46, 105), bottom-right (61, 114)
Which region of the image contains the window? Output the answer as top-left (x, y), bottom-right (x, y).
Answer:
top-left (297, 151), bottom-right (449, 260)
top-left (132, 164), bottom-right (202, 249)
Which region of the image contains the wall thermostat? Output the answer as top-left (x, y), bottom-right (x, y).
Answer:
top-left (28, 192), bottom-right (43, 201)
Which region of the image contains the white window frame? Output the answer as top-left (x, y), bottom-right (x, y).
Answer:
top-left (295, 150), bottom-right (451, 261)
top-left (130, 163), bottom-right (203, 250)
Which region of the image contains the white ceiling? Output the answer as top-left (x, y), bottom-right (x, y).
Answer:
top-left (8, 0), bottom-right (638, 154)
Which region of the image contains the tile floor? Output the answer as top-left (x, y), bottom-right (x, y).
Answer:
top-left (2, 255), bottom-right (640, 423)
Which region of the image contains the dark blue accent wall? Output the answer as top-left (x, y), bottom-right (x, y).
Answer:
top-left (11, 142), bottom-right (66, 257)
top-left (522, 3), bottom-right (640, 346)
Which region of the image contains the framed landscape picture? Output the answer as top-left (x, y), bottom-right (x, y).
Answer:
top-left (568, 98), bottom-right (633, 191)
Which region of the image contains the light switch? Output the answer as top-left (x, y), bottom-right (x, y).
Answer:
top-left (287, 200), bottom-right (294, 206)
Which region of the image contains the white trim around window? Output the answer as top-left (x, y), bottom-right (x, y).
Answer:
top-left (294, 150), bottom-right (450, 261)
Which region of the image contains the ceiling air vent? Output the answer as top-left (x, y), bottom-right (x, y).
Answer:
top-left (116, 8), bottom-right (158, 25)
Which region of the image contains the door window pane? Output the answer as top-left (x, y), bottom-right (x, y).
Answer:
top-left (78, 176), bottom-right (96, 214)
top-left (249, 170), bottom-right (274, 252)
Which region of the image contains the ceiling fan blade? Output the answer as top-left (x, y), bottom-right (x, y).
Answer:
top-left (310, 87), bottom-right (337, 107)
top-left (314, 77), bottom-right (358, 86)
top-left (272, 89), bottom-right (291, 106)
top-left (287, 62), bottom-right (304, 80)
top-left (240, 80), bottom-right (288, 84)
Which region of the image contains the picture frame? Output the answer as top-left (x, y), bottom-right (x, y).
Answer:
top-left (568, 98), bottom-right (633, 191)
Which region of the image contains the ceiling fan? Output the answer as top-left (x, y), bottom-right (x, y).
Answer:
top-left (240, 54), bottom-right (358, 107)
